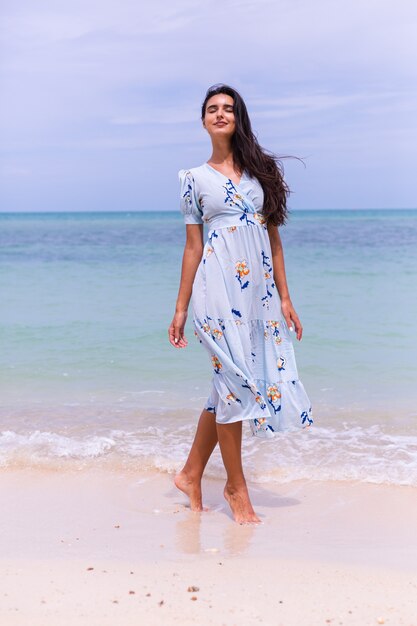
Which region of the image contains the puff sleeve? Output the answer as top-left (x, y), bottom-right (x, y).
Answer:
top-left (178, 169), bottom-right (204, 225)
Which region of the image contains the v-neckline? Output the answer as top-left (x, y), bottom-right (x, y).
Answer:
top-left (205, 162), bottom-right (245, 188)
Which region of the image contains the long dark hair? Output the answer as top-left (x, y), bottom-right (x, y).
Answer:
top-left (201, 84), bottom-right (300, 227)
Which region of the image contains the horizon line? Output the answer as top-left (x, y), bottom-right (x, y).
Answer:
top-left (1, 207), bottom-right (416, 215)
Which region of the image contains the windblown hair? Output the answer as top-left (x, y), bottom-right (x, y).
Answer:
top-left (201, 84), bottom-right (301, 227)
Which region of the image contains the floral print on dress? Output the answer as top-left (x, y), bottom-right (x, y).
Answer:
top-left (277, 356), bottom-right (286, 371)
top-left (266, 320), bottom-right (282, 345)
top-left (255, 394), bottom-right (267, 410)
top-left (301, 408), bottom-right (313, 427)
top-left (212, 328), bottom-right (223, 340)
top-left (267, 384), bottom-right (282, 414)
top-left (208, 229), bottom-right (218, 243)
top-left (178, 170), bottom-right (204, 224)
top-left (226, 392), bottom-right (241, 405)
top-left (211, 355), bottom-right (222, 373)
top-left (181, 172), bottom-right (195, 211)
top-left (230, 306), bottom-right (243, 325)
top-left (253, 212), bottom-right (266, 226)
top-left (235, 260), bottom-right (250, 290)
top-left (253, 416), bottom-right (275, 433)
top-left (261, 250), bottom-right (274, 309)
top-left (217, 318), bottom-right (226, 331)
top-left (197, 316), bottom-right (212, 335)
top-left (203, 245), bottom-right (213, 265)
top-left (223, 180), bottom-right (256, 226)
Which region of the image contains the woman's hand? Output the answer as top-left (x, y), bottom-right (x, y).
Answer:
top-left (281, 298), bottom-right (303, 341)
top-left (168, 310), bottom-right (189, 348)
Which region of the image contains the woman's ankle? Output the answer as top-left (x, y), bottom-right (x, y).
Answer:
top-left (178, 467), bottom-right (203, 483)
top-left (225, 478), bottom-right (247, 494)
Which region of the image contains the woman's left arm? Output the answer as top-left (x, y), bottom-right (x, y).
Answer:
top-left (267, 223), bottom-right (303, 341)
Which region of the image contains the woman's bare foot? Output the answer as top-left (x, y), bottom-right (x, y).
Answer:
top-left (224, 481), bottom-right (261, 524)
top-left (174, 471), bottom-right (203, 511)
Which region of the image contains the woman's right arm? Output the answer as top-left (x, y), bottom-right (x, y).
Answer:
top-left (168, 224), bottom-right (204, 348)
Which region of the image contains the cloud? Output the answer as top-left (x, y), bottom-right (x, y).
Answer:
top-left (0, 0), bottom-right (416, 210)
top-left (0, 165), bottom-right (31, 179)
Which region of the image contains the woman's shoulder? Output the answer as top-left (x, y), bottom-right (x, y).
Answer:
top-left (178, 165), bottom-right (208, 192)
top-left (178, 164), bottom-right (206, 177)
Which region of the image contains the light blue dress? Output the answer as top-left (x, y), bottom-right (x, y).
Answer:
top-left (178, 163), bottom-right (313, 438)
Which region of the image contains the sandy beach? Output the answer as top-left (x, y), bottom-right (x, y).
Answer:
top-left (1, 469), bottom-right (416, 625)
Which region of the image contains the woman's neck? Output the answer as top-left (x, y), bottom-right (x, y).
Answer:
top-left (208, 140), bottom-right (234, 166)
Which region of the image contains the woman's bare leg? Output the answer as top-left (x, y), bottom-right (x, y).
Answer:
top-left (174, 409), bottom-right (218, 511)
top-left (216, 420), bottom-right (261, 524)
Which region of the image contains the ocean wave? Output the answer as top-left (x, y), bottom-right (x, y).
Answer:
top-left (1, 424), bottom-right (416, 486)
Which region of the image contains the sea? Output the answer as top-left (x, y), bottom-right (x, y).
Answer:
top-left (1, 209), bottom-right (416, 485)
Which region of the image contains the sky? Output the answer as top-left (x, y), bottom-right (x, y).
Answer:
top-left (1, 0), bottom-right (416, 212)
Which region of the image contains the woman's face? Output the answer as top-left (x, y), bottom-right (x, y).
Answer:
top-left (203, 93), bottom-right (236, 139)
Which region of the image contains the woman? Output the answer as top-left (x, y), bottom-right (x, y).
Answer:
top-left (168, 84), bottom-right (313, 524)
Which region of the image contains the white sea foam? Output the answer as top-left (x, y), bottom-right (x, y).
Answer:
top-left (1, 423), bottom-right (416, 486)
top-left (0, 430), bottom-right (116, 460)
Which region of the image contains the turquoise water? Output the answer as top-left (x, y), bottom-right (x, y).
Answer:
top-left (1, 210), bottom-right (416, 483)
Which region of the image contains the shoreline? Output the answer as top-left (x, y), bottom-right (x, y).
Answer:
top-left (2, 468), bottom-right (417, 624)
